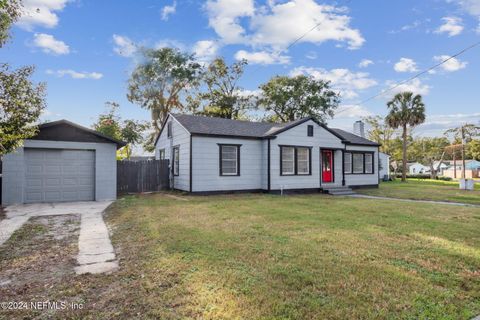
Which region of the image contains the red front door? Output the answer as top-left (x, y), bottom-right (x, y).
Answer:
top-left (322, 150), bottom-right (333, 183)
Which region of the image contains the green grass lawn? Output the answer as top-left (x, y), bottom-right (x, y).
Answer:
top-left (357, 179), bottom-right (480, 205)
top-left (1, 193), bottom-right (479, 319)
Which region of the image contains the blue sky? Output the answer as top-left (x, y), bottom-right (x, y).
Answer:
top-left (2, 0), bottom-right (480, 141)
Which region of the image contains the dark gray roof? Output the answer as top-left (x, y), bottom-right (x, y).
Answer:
top-left (171, 113), bottom-right (306, 138)
top-left (163, 114), bottom-right (379, 146)
top-left (330, 128), bottom-right (380, 146)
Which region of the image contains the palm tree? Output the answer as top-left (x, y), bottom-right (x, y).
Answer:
top-left (385, 92), bottom-right (426, 182)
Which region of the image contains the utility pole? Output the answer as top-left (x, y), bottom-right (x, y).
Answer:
top-left (461, 125), bottom-right (466, 180)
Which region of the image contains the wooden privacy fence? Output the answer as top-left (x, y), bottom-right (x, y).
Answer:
top-left (117, 159), bottom-right (170, 194)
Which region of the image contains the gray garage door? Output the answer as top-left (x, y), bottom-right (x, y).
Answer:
top-left (24, 149), bottom-right (95, 203)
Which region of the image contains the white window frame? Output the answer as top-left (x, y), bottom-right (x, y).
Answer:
top-left (219, 144), bottom-right (240, 176)
top-left (281, 146), bottom-right (295, 175)
top-left (173, 146), bottom-right (179, 176)
top-left (296, 147), bottom-right (310, 175)
top-left (352, 153), bottom-right (364, 174)
top-left (344, 152), bottom-right (352, 174)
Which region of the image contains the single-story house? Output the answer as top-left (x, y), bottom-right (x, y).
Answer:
top-left (154, 114), bottom-right (381, 193)
top-left (408, 162), bottom-right (430, 175)
top-left (432, 161), bottom-right (450, 175)
top-left (1, 120), bottom-right (125, 205)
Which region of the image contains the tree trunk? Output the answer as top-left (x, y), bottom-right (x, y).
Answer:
top-left (453, 151), bottom-right (457, 179)
top-left (402, 124), bottom-right (407, 182)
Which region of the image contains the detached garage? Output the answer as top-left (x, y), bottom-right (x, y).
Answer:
top-left (1, 120), bottom-right (125, 205)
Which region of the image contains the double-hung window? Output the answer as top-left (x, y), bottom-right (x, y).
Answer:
top-left (352, 153), bottom-right (364, 173)
top-left (280, 146), bottom-right (311, 175)
top-left (219, 144), bottom-right (240, 176)
top-left (365, 153), bottom-right (373, 174)
top-left (173, 146), bottom-right (179, 176)
top-left (159, 149), bottom-right (165, 160)
top-left (344, 152), bottom-right (352, 174)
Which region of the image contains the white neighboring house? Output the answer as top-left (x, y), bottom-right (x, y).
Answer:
top-left (379, 152), bottom-right (391, 180)
top-left (432, 161), bottom-right (449, 175)
top-left (408, 162), bottom-right (430, 175)
top-left (154, 114), bottom-right (381, 193)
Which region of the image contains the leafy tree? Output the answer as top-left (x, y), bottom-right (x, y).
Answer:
top-left (0, 0), bottom-right (22, 48)
top-left (409, 137), bottom-right (450, 178)
top-left (0, 64), bottom-right (46, 155)
top-left (92, 102), bottom-right (148, 159)
top-left (257, 75), bottom-right (340, 123)
top-left (363, 115), bottom-right (395, 155)
top-left (466, 139), bottom-right (480, 161)
top-left (385, 92), bottom-right (426, 181)
top-left (127, 47), bottom-right (202, 148)
top-left (188, 58), bottom-right (252, 119)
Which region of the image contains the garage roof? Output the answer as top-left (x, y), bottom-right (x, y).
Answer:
top-left (31, 120), bottom-right (126, 149)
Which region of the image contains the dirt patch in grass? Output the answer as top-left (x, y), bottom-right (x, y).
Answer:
top-left (0, 215), bottom-right (81, 319)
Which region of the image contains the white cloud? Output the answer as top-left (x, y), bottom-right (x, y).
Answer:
top-left (193, 40), bottom-right (220, 62)
top-left (394, 58), bottom-right (418, 73)
top-left (417, 112), bottom-right (480, 136)
top-left (17, 0), bottom-right (69, 30)
top-left (476, 20), bottom-right (480, 33)
top-left (446, 0), bottom-right (480, 16)
top-left (46, 69), bottom-right (103, 80)
top-left (113, 34), bottom-right (137, 57)
top-left (433, 55), bottom-right (468, 72)
top-left (290, 67), bottom-right (377, 99)
top-left (252, 0), bottom-right (364, 50)
top-left (305, 51), bottom-right (318, 59)
top-left (205, 0), bottom-right (364, 50)
top-left (385, 78), bottom-right (431, 96)
top-left (358, 59), bottom-right (373, 68)
top-left (32, 33), bottom-right (69, 55)
top-left (161, 1), bottom-right (177, 21)
top-left (204, 0), bottom-right (255, 44)
top-left (155, 39), bottom-right (186, 50)
top-left (335, 104), bottom-right (372, 118)
top-left (435, 16), bottom-right (464, 36)
top-left (235, 50), bottom-right (290, 65)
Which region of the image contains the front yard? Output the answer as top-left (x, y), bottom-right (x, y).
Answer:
top-left (1, 193), bottom-right (480, 319)
top-left (356, 179), bottom-right (480, 205)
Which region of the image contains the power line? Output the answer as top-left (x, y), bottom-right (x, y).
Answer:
top-left (337, 39), bottom-right (480, 116)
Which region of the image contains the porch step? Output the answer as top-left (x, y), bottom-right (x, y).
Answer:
top-left (323, 187), bottom-right (356, 196)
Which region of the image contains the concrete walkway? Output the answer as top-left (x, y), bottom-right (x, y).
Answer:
top-left (349, 194), bottom-right (480, 207)
top-left (1, 201), bottom-right (117, 275)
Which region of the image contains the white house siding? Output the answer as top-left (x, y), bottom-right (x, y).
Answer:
top-left (155, 116), bottom-right (191, 191)
top-left (344, 144), bottom-right (379, 187)
top-left (191, 136), bottom-right (263, 192)
top-left (270, 120), bottom-right (344, 190)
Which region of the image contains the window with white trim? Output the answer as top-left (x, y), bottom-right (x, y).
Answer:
top-left (280, 146), bottom-right (311, 175)
top-left (167, 122), bottom-right (172, 138)
top-left (297, 147), bottom-right (310, 175)
top-left (173, 146), bottom-right (179, 176)
top-left (281, 147), bottom-right (295, 175)
top-left (352, 153), bottom-right (364, 174)
top-left (159, 149), bottom-right (165, 160)
top-left (344, 152), bottom-right (352, 174)
top-left (365, 153), bottom-right (373, 174)
top-left (219, 144), bottom-right (240, 176)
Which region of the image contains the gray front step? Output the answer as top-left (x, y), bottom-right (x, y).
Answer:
top-left (323, 187), bottom-right (355, 195)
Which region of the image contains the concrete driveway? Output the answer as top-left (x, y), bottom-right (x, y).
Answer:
top-left (0, 201), bottom-right (117, 274)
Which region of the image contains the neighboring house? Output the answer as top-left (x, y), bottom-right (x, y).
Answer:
top-left (154, 114), bottom-right (380, 193)
top-left (432, 161), bottom-right (450, 175)
top-left (408, 162), bottom-right (430, 175)
top-left (379, 152), bottom-right (391, 180)
top-left (443, 160), bottom-right (480, 179)
top-left (1, 120), bottom-right (125, 205)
